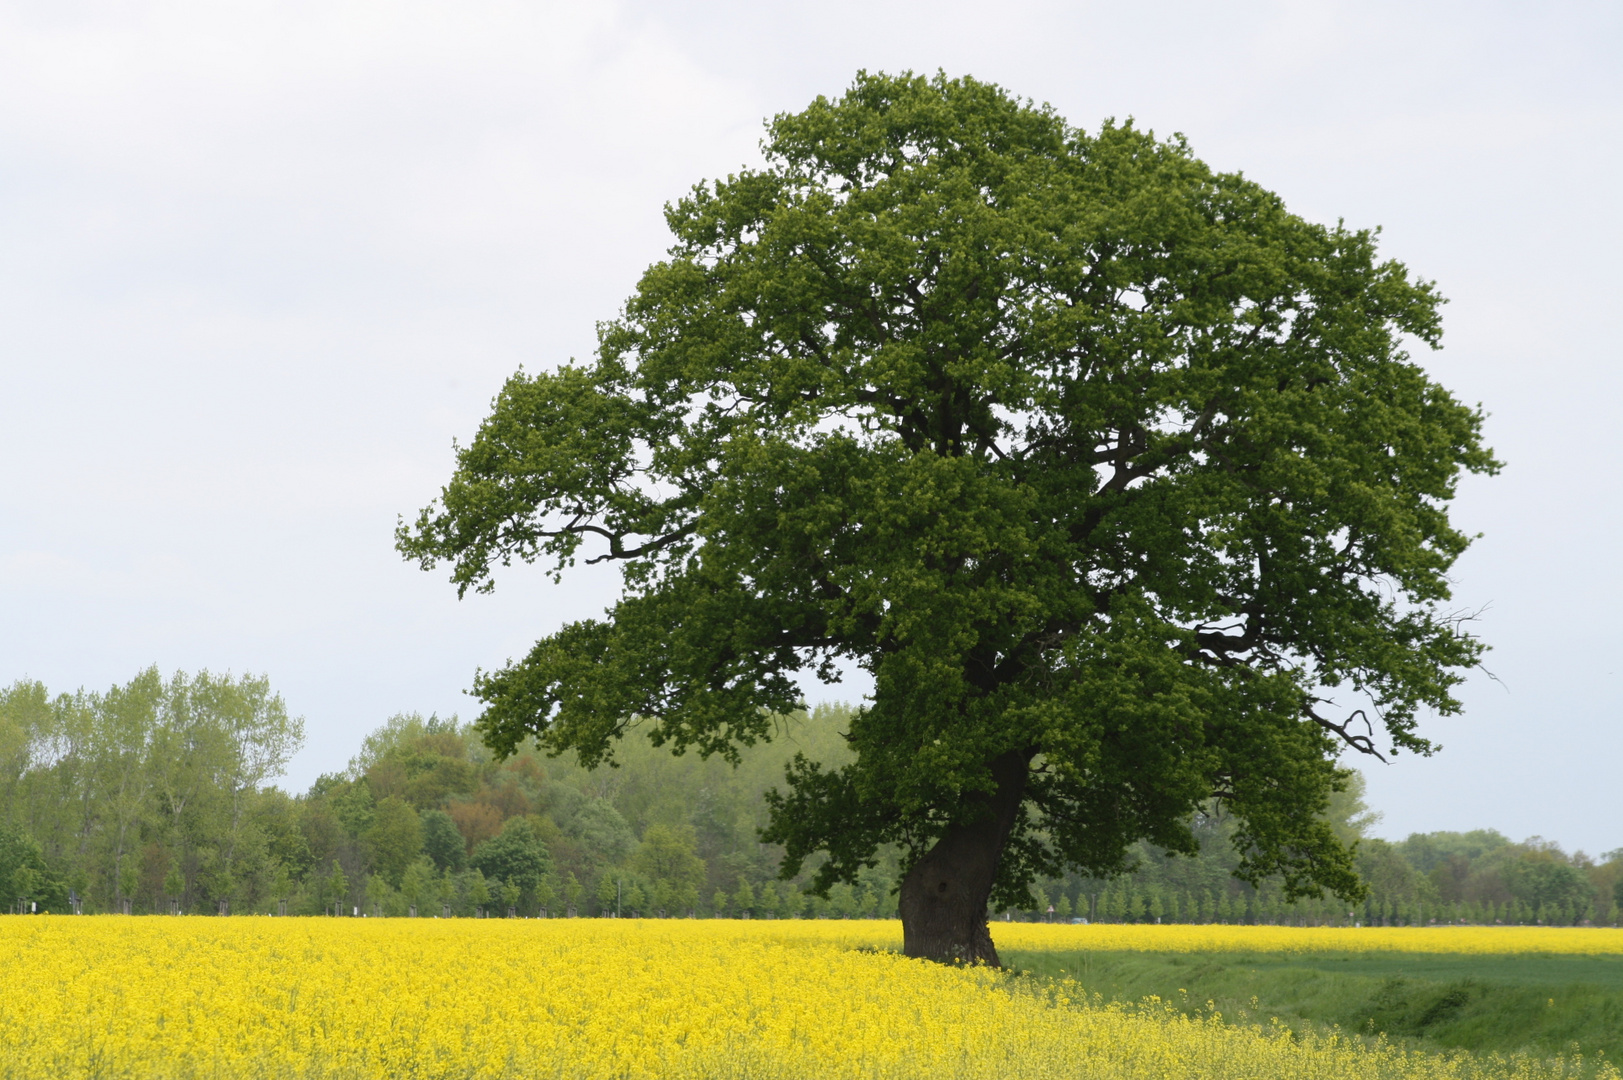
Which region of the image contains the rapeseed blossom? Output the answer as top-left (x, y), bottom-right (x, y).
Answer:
top-left (0, 917), bottom-right (1612, 1080)
top-left (992, 922), bottom-right (1623, 956)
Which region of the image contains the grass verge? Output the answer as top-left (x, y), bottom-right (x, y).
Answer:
top-left (1002, 947), bottom-right (1623, 1064)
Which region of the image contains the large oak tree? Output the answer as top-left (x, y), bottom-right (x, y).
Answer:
top-left (398, 72), bottom-right (1497, 964)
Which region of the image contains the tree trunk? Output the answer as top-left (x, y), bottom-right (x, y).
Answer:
top-left (898, 750), bottom-right (1030, 967)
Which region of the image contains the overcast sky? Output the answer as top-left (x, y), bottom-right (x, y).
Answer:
top-left (3, 0), bottom-right (1619, 854)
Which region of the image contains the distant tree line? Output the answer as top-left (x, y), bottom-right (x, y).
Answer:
top-left (0, 668), bottom-right (301, 914)
top-left (289, 704), bottom-right (895, 920)
top-left (1020, 777), bottom-right (1623, 928)
top-left (4, 668), bottom-right (1619, 924)
top-left (0, 669), bottom-right (897, 917)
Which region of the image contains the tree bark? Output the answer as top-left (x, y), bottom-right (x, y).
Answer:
top-left (898, 749), bottom-right (1030, 967)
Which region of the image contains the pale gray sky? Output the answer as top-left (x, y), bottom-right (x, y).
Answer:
top-left (2, 1), bottom-right (1619, 853)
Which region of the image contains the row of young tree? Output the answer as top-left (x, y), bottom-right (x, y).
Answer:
top-left (4, 668), bottom-right (1620, 925)
top-left (1017, 811), bottom-right (1623, 927)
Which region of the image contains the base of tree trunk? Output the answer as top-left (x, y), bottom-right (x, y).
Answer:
top-left (897, 750), bottom-right (1030, 967)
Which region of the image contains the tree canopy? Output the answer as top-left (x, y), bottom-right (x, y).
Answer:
top-left (0, 667), bottom-right (303, 915)
top-left (398, 71), bottom-right (1497, 963)
top-left (471, 818), bottom-right (552, 901)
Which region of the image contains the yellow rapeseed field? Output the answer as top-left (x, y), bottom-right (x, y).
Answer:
top-left (991, 921), bottom-right (1623, 956)
top-left (0, 916), bottom-right (1614, 1080)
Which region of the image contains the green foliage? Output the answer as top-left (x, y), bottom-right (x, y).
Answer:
top-left (534, 872), bottom-right (558, 912)
top-left (471, 818), bottom-right (551, 902)
top-left (1496, 843), bottom-right (1593, 912)
top-left (163, 862), bottom-right (184, 904)
top-left (363, 797), bottom-right (423, 888)
top-left (400, 858), bottom-right (437, 912)
top-left (420, 809), bottom-right (466, 872)
top-left (398, 71), bottom-right (1498, 913)
top-left (327, 861), bottom-right (349, 913)
top-left (364, 719), bottom-right (479, 810)
top-left (329, 779), bottom-right (376, 837)
top-left (630, 823), bottom-right (706, 915)
top-left (0, 822), bottom-right (66, 912)
top-left (1023, 802), bottom-right (1623, 929)
top-left (349, 712), bottom-right (462, 776)
top-left (0, 668), bottom-right (303, 914)
top-left (465, 868), bottom-right (491, 912)
top-left (732, 877), bottom-right (755, 917)
top-left (257, 789), bottom-right (314, 880)
top-left (364, 872), bottom-right (392, 915)
top-left (567, 800), bottom-right (635, 869)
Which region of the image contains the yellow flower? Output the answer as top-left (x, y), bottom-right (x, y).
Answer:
top-left (0, 917), bottom-right (1613, 1080)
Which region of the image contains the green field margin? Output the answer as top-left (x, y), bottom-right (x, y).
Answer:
top-left (1003, 947), bottom-right (1623, 1066)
